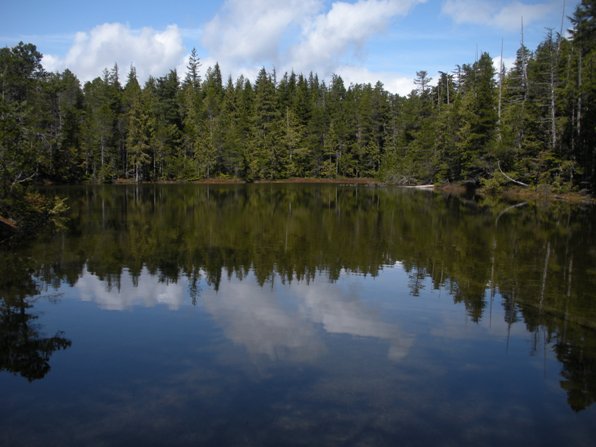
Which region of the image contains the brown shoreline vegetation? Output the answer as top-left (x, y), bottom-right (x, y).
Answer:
top-left (114, 177), bottom-right (382, 185)
top-left (113, 176), bottom-right (595, 204)
top-left (438, 182), bottom-right (596, 205)
top-left (254, 177), bottom-right (381, 185)
top-left (494, 186), bottom-right (596, 205)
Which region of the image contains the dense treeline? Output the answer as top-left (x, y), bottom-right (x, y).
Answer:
top-left (0, 1), bottom-right (594, 194)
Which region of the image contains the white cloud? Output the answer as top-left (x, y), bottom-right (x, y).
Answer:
top-left (202, 273), bottom-right (412, 362)
top-left (296, 281), bottom-right (413, 360)
top-left (492, 55), bottom-right (516, 73)
top-left (40, 1), bottom-right (426, 93)
top-left (337, 65), bottom-right (416, 95)
top-left (198, 0), bottom-right (424, 92)
top-left (442, 0), bottom-right (557, 31)
top-left (202, 0), bottom-right (322, 69)
top-left (288, 0), bottom-right (424, 74)
top-left (42, 23), bottom-right (186, 83)
top-left (441, 0), bottom-right (495, 25)
top-left (494, 1), bottom-right (557, 30)
top-left (75, 266), bottom-right (186, 311)
top-left (201, 277), bottom-right (325, 362)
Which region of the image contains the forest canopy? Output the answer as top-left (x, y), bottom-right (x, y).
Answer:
top-left (0, 1), bottom-right (594, 194)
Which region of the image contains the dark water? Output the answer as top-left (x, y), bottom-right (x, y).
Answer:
top-left (1, 184), bottom-right (595, 446)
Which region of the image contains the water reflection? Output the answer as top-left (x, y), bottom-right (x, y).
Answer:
top-left (0, 257), bottom-right (71, 381)
top-left (204, 274), bottom-right (412, 362)
top-left (202, 276), bottom-right (325, 362)
top-left (76, 265), bottom-right (187, 310)
top-left (0, 183), bottom-right (595, 433)
top-left (0, 295), bottom-right (70, 381)
top-left (66, 265), bottom-right (412, 364)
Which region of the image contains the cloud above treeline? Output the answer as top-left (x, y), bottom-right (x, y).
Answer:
top-left (43, 0), bottom-right (424, 94)
top-left (441, 0), bottom-right (557, 30)
top-left (202, 0), bottom-right (423, 76)
top-left (41, 0), bottom-right (562, 95)
top-left (43, 23), bottom-right (186, 83)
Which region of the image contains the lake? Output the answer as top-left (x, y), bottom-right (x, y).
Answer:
top-left (1, 184), bottom-right (595, 446)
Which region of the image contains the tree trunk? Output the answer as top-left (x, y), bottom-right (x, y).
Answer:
top-left (0, 215), bottom-right (17, 231)
top-left (498, 161), bottom-right (529, 187)
top-left (577, 51), bottom-right (582, 143)
top-left (540, 242), bottom-right (551, 309)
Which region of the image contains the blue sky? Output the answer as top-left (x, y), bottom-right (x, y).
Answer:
top-left (1, 0), bottom-right (578, 95)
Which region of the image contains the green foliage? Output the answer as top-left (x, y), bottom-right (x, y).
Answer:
top-left (1, 12), bottom-right (596, 193)
top-left (0, 189), bottom-right (69, 244)
top-left (480, 172), bottom-right (507, 194)
top-left (0, 43), bottom-right (71, 243)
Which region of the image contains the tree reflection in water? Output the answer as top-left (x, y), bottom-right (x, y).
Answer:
top-left (0, 257), bottom-right (71, 381)
top-left (1, 184), bottom-right (594, 410)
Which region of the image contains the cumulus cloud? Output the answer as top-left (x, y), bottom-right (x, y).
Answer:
top-left (42, 23), bottom-right (186, 83)
top-left (296, 281), bottom-right (413, 361)
top-left (202, 278), bottom-right (325, 362)
top-left (492, 55), bottom-right (516, 73)
top-left (442, 0), bottom-right (557, 31)
top-left (199, 0), bottom-right (423, 93)
top-left (202, 273), bottom-right (412, 363)
top-left (42, 1), bottom-right (425, 93)
top-left (337, 65), bottom-right (416, 95)
top-left (202, 0), bottom-right (322, 69)
top-left (76, 266), bottom-right (186, 311)
top-left (288, 0), bottom-right (424, 74)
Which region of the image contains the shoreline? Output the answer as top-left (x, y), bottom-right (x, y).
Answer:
top-left (496, 187), bottom-right (595, 205)
top-left (113, 177), bottom-right (382, 186)
top-left (68, 178), bottom-right (596, 204)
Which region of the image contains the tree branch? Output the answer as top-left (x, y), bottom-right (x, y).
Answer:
top-left (497, 161), bottom-right (529, 187)
top-left (0, 215), bottom-right (17, 231)
top-left (495, 202), bottom-right (528, 227)
top-left (11, 171), bottom-right (36, 188)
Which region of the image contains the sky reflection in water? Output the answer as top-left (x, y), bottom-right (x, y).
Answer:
top-left (1, 185), bottom-right (595, 446)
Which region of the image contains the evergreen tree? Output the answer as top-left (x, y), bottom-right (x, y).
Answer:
top-left (569, 0), bottom-right (596, 190)
top-left (36, 69), bottom-right (84, 182)
top-left (499, 43), bottom-right (533, 180)
top-left (0, 42), bottom-right (45, 195)
top-left (456, 52), bottom-right (497, 180)
top-left (180, 56), bottom-right (202, 179)
top-left (184, 48), bottom-right (201, 90)
top-left (2, 24), bottom-right (596, 194)
top-left (0, 42), bottom-right (69, 239)
top-left (81, 70), bottom-right (121, 182)
top-left (252, 67), bottom-right (282, 179)
top-left (194, 64), bottom-right (223, 179)
top-left (237, 77), bottom-right (255, 180)
top-left (154, 70), bottom-right (182, 179)
top-left (219, 77), bottom-right (243, 176)
top-left (124, 69), bottom-right (152, 182)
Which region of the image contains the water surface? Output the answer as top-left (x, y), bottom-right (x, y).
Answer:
top-left (1, 184), bottom-right (595, 446)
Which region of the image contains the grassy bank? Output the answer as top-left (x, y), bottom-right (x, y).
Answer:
top-left (113, 177), bottom-right (382, 186)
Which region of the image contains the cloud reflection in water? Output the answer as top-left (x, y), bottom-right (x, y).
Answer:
top-left (74, 266), bottom-right (412, 362)
top-left (75, 265), bottom-right (187, 311)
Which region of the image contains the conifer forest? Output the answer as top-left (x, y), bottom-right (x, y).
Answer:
top-left (2, 3), bottom-right (596, 444)
top-left (0, 1), bottom-right (594, 196)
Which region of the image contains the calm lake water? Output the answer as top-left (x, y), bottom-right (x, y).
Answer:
top-left (1, 184), bottom-right (595, 446)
